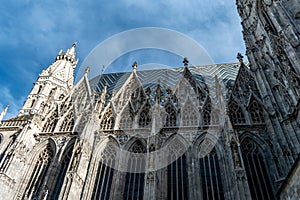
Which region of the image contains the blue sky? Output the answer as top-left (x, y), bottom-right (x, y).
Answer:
top-left (0, 0), bottom-right (245, 119)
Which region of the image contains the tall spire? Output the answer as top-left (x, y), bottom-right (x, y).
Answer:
top-left (0, 105), bottom-right (9, 122)
top-left (19, 43), bottom-right (79, 116)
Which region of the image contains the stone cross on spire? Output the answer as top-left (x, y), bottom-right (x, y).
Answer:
top-left (183, 57), bottom-right (189, 67)
top-left (132, 61), bottom-right (138, 72)
top-left (237, 53), bottom-right (244, 63)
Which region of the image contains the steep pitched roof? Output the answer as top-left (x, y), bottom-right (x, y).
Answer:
top-left (90, 62), bottom-right (245, 101)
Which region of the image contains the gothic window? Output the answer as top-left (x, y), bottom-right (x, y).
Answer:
top-left (123, 141), bottom-right (146, 200)
top-left (43, 112), bottom-right (58, 132)
top-left (100, 108), bottom-right (114, 130)
top-left (22, 145), bottom-right (54, 199)
top-left (257, 0), bottom-right (278, 35)
top-left (211, 110), bottom-right (220, 125)
top-left (49, 88), bottom-right (56, 97)
top-left (241, 139), bottom-right (274, 200)
top-left (164, 103), bottom-right (177, 127)
top-left (248, 100), bottom-right (264, 124)
top-left (199, 148), bottom-right (224, 200)
top-left (228, 101), bottom-right (246, 124)
top-left (182, 102), bottom-right (198, 126)
top-left (51, 142), bottom-right (75, 199)
top-left (203, 103), bottom-right (212, 125)
top-left (37, 85), bottom-right (43, 94)
top-left (60, 110), bottom-right (74, 132)
top-left (119, 107), bottom-right (133, 130)
top-left (92, 142), bottom-right (118, 200)
top-left (139, 103), bottom-right (151, 128)
top-left (30, 99), bottom-right (36, 108)
top-left (166, 138), bottom-right (188, 200)
top-left (0, 133), bottom-right (17, 170)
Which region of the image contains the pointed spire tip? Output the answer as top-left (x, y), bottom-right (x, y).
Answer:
top-left (132, 61), bottom-right (138, 71)
top-left (85, 66), bottom-right (90, 75)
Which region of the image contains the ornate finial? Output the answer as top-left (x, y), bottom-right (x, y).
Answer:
top-left (146, 87), bottom-right (151, 96)
top-left (237, 53), bottom-right (244, 63)
top-left (183, 57), bottom-right (189, 67)
top-left (72, 42), bottom-right (77, 47)
top-left (85, 66), bottom-right (90, 75)
top-left (132, 61), bottom-right (138, 71)
top-left (155, 79), bottom-right (162, 103)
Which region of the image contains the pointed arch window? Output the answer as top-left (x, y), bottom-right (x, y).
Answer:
top-left (241, 139), bottom-right (274, 200)
top-left (211, 110), bottom-right (220, 125)
top-left (60, 110), bottom-right (74, 132)
top-left (248, 100), bottom-right (264, 124)
top-left (37, 85), bottom-right (43, 94)
top-left (0, 133), bottom-right (17, 171)
top-left (123, 141), bottom-right (146, 200)
top-left (92, 142), bottom-right (118, 200)
top-left (164, 103), bottom-right (177, 127)
top-left (43, 112), bottom-right (58, 132)
top-left (203, 103), bottom-right (212, 125)
top-left (100, 108), bottom-right (114, 130)
top-left (199, 147), bottom-right (224, 200)
top-left (139, 104), bottom-right (151, 128)
top-left (51, 142), bottom-right (75, 199)
top-left (49, 88), bottom-right (56, 98)
top-left (257, 0), bottom-right (278, 35)
top-left (166, 138), bottom-right (189, 200)
top-left (30, 99), bottom-right (36, 108)
top-left (119, 107), bottom-right (133, 130)
top-left (182, 102), bottom-right (198, 126)
top-left (229, 101), bottom-right (246, 124)
top-left (22, 145), bottom-right (54, 199)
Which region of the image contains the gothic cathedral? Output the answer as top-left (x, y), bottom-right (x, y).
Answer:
top-left (0, 1), bottom-right (299, 199)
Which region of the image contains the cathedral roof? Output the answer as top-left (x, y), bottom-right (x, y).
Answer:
top-left (90, 62), bottom-right (245, 100)
top-left (2, 114), bottom-right (33, 122)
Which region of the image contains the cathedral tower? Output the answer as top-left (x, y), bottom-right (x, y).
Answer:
top-left (18, 43), bottom-right (78, 116)
top-left (236, 0), bottom-right (300, 116)
top-left (234, 0), bottom-right (300, 197)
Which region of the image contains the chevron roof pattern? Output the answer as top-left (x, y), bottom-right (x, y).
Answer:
top-left (90, 62), bottom-right (246, 100)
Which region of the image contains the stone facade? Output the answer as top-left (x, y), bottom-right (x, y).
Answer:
top-left (277, 156), bottom-right (300, 199)
top-left (0, 1), bottom-right (299, 199)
